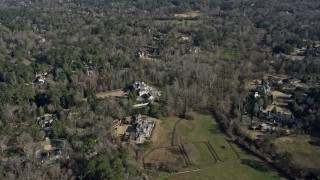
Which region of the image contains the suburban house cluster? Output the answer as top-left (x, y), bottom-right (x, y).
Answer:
top-left (278, 40), bottom-right (320, 61)
top-left (243, 75), bottom-right (320, 134)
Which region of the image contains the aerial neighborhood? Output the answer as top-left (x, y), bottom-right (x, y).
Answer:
top-left (1, 0), bottom-right (320, 179)
top-left (243, 75), bottom-right (320, 138)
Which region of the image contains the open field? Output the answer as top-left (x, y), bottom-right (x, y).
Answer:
top-left (209, 139), bottom-right (239, 162)
top-left (184, 142), bottom-right (216, 166)
top-left (149, 116), bottom-right (178, 148)
top-left (144, 113), bottom-right (284, 179)
top-left (143, 146), bottom-right (188, 172)
top-left (173, 113), bottom-right (226, 144)
top-left (274, 135), bottom-right (320, 169)
top-left (168, 159), bottom-right (282, 180)
top-left (96, 90), bottom-right (126, 99)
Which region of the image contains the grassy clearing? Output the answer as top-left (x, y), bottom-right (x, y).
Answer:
top-left (184, 142), bottom-right (216, 166)
top-left (145, 113), bottom-right (284, 179)
top-left (174, 113), bottom-right (226, 144)
top-left (168, 160), bottom-right (282, 180)
top-left (144, 146), bottom-right (188, 172)
top-left (221, 48), bottom-right (240, 59)
top-left (274, 135), bottom-right (320, 169)
top-left (146, 117), bottom-right (177, 149)
top-left (210, 139), bottom-right (238, 161)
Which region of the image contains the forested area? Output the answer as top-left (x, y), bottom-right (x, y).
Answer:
top-left (0, 0), bottom-right (319, 179)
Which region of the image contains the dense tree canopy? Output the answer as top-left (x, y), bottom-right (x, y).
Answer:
top-left (0, 0), bottom-right (319, 179)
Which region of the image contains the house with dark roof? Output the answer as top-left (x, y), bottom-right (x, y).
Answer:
top-left (132, 81), bottom-right (161, 102)
top-left (36, 114), bottom-right (55, 128)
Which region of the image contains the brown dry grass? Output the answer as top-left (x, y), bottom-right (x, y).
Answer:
top-left (240, 126), bottom-right (265, 139)
top-left (292, 82), bottom-right (309, 88)
top-left (96, 90), bottom-right (126, 99)
top-left (246, 79), bottom-right (261, 90)
top-left (274, 135), bottom-right (320, 169)
top-left (149, 118), bottom-right (162, 143)
top-left (115, 125), bottom-right (130, 136)
top-left (43, 144), bottom-right (53, 151)
top-left (265, 104), bottom-right (292, 115)
top-left (144, 146), bottom-right (186, 166)
top-left (271, 90), bottom-right (291, 98)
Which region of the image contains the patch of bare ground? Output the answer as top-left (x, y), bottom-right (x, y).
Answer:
top-left (174, 11), bottom-right (201, 18)
top-left (115, 125), bottom-right (130, 136)
top-left (276, 136), bottom-right (294, 144)
top-left (246, 79), bottom-right (262, 90)
top-left (265, 104), bottom-right (292, 115)
top-left (271, 90), bottom-right (291, 98)
top-left (144, 146), bottom-right (187, 169)
top-left (96, 90), bottom-right (126, 99)
top-left (240, 126), bottom-right (265, 139)
top-left (149, 118), bottom-right (162, 144)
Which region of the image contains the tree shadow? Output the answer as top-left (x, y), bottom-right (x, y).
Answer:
top-left (308, 140), bottom-right (320, 147)
top-left (208, 125), bottom-right (223, 135)
top-left (241, 159), bottom-right (270, 172)
top-left (167, 146), bottom-right (183, 156)
top-left (308, 135), bottom-right (320, 147)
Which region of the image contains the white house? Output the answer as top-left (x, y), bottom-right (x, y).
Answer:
top-left (132, 81), bottom-right (160, 102)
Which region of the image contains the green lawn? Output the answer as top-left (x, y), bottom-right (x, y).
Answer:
top-left (146, 113), bottom-right (284, 180)
top-left (168, 160), bottom-right (282, 180)
top-left (221, 48), bottom-right (240, 59)
top-left (184, 142), bottom-right (216, 166)
top-left (174, 113), bottom-right (226, 144)
top-left (210, 139), bottom-right (238, 161)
